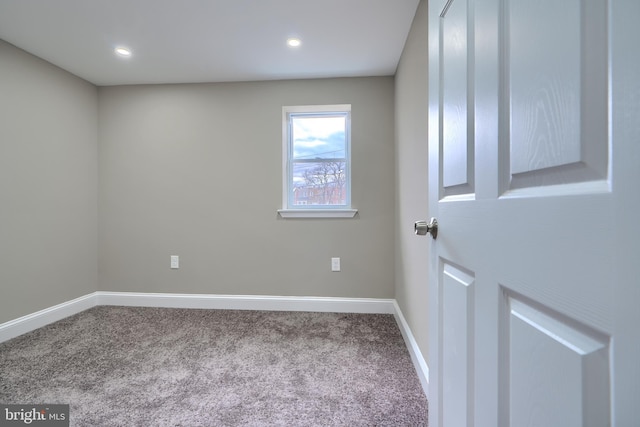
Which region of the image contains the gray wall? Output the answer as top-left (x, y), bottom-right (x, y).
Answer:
top-left (98, 77), bottom-right (395, 298)
top-left (394, 0), bottom-right (430, 361)
top-left (0, 40), bottom-right (98, 323)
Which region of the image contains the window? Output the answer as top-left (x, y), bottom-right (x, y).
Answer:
top-left (279, 105), bottom-right (357, 218)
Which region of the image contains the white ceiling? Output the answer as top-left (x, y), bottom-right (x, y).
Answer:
top-left (0, 0), bottom-right (420, 86)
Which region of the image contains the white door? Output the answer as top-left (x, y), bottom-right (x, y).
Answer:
top-left (426, 0), bottom-right (639, 426)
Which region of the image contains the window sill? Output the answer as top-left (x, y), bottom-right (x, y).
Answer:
top-left (277, 209), bottom-right (358, 219)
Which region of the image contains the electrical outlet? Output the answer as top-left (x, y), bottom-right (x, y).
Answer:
top-left (170, 255), bottom-right (179, 269)
top-left (331, 257), bottom-right (341, 272)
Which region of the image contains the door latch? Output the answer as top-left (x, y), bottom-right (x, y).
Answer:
top-left (414, 218), bottom-right (438, 239)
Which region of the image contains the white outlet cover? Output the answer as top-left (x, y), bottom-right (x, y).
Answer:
top-left (331, 257), bottom-right (340, 272)
top-left (170, 255), bottom-right (179, 269)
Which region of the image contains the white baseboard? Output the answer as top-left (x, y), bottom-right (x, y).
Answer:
top-left (0, 293), bottom-right (97, 343)
top-left (0, 292), bottom-right (395, 344)
top-left (393, 300), bottom-right (430, 399)
top-left (0, 291), bottom-right (429, 400)
top-left (96, 291), bottom-right (395, 314)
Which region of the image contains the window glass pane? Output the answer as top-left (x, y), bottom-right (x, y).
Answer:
top-left (292, 161), bottom-right (347, 206)
top-left (292, 115), bottom-right (346, 159)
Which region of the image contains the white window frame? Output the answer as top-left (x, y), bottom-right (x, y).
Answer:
top-left (278, 104), bottom-right (357, 218)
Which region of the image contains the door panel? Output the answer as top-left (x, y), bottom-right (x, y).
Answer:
top-left (506, 293), bottom-right (610, 427)
top-left (442, 0), bottom-right (474, 196)
top-left (442, 262), bottom-right (475, 427)
top-left (509, 0), bottom-right (582, 174)
top-left (504, 0), bottom-right (609, 192)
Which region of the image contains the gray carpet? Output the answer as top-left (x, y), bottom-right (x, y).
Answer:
top-left (0, 306), bottom-right (428, 426)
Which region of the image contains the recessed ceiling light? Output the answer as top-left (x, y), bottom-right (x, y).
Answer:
top-left (115, 47), bottom-right (132, 57)
top-left (287, 38), bottom-right (301, 48)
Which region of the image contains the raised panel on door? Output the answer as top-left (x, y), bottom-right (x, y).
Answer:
top-left (501, 0), bottom-right (609, 195)
top-left (441, 262), bottom-right (475, 427)
top-left (502, 290), bottom-right (611, 427)
top-left (441, 0), bottom-right (474, 198)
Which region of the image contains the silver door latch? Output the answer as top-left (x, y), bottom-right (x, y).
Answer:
top-left (414, 218), bottom-right (438, 239)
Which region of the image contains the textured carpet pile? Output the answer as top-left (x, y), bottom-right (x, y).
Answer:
top-left (0, 306), bottom-right (427, 426)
